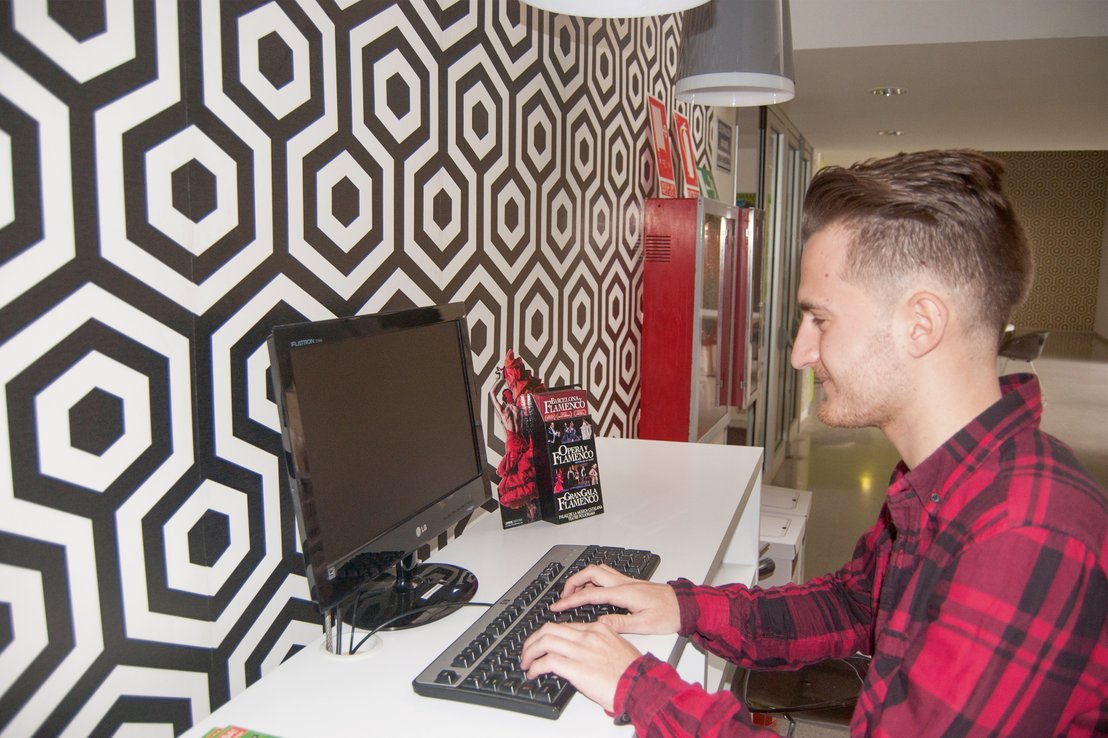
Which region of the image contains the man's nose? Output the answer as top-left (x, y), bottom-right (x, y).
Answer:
top-left (791, 320), bottom-right (817, 370)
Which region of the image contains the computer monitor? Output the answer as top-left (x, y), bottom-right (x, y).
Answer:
top-left (267, 303), bottom-right (493, 633)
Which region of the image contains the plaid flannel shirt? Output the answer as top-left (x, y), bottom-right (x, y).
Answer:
top-left (614, 374), bottom-right (1108, 737)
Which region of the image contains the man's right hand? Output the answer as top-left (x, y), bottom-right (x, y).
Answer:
top-left (551, 564), bottom-right (681, 635)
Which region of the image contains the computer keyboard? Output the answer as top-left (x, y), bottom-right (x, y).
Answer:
top-left (412, 543), bottom-right (661, 719)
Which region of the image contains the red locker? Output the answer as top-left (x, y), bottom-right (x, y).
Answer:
top-left (640, 198), bottom-right (763, 442)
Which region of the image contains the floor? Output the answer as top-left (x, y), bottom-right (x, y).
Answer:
top-left (748, 330), bottom-right (1108, 736)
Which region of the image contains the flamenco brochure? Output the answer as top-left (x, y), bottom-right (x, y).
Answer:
top-left (532, 387), bottom-right (604, 524)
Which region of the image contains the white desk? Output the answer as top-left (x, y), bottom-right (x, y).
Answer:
top-left (185, 437), bottom-right (763, 737)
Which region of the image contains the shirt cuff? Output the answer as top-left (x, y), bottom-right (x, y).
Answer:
top-left (669, 578), bottom-right (701, 637)
top-left (611, 653), bottom-right (676, 727)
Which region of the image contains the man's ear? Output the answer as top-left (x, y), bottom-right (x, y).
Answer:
top-left (903, 291), bottom-right (948, 358)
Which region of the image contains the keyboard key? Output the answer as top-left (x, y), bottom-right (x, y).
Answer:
top-left (435, 669), bottom-right (459, 684)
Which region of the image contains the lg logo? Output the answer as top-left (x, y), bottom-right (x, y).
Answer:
top-left (415, 523), bottom-right (427, 537)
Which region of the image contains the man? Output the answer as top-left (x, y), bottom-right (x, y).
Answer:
top-left (520, 150), bottom-right (1107, 736)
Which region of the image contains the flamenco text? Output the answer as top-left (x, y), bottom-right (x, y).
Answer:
top-left (551, 444), bottom-right (594, 465)
top-left (543, 397), bottom-right (587, 415)
top-left (557, 487), bottom-right (601, 512)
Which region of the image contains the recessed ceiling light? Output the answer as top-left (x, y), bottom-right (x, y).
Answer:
top-left (870, 87), bottom-right (907, 97)
top-left (878, 130), bottom-right (904, 136)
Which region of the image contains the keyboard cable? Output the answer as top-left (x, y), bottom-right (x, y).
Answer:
top-left (350, 601), bottom-right (496, 655)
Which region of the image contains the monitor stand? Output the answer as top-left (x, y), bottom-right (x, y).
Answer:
top-left (347, 554), bottom-right (478, 631)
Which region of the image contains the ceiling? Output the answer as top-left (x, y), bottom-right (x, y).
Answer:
top-left (777, 0), bottom-right (1108, 167)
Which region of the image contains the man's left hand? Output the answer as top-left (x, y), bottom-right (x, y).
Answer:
top-left (519, 621), bottom-right (641, 714)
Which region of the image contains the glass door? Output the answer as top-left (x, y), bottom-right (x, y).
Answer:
top-left (694, 199), bottom-right (735, 442)
top-left (789, 147), bottom-right (813, 428)
top-left (758, 108), bottom-right (811, 479)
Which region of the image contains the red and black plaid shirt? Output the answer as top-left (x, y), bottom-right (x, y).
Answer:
top-left (615, 374), bottom-right (1107, 736)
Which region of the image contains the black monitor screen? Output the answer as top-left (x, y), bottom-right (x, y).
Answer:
top-left (291, 321), bottom-right (479, 564)
top-left (269, 304), bottom-right (491, 622)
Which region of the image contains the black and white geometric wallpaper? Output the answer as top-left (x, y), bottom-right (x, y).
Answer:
top-left (0, 1), bottom-right (720, 734)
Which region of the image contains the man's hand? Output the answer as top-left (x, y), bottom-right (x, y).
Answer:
top-left (552, 564), bottom-right (681, 635)
top-left (519, 621), bottom-right (641, 714)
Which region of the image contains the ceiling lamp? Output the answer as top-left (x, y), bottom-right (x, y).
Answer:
top-left (523, 0), bottom-right (709, 17)
top-left (676, 0), bottom-right (795, 107)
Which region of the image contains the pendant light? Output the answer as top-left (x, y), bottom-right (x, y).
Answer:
top-left (523, 0), bottom-right (709, 18)
top-left (676, 0), bottom-right (795, 106)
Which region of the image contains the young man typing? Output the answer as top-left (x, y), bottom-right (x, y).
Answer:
top-left (520, 150), bottom-right (1108, 737)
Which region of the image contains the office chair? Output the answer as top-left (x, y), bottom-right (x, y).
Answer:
top-left (998, 330), bottom-right (1049, 375)
top-left (738, 654), bottom-right (870, 737)
top-left (728, 548), bottom-right (867, 736)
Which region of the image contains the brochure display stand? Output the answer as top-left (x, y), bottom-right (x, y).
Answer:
top-left (491, 352), bottom-right (603, 528)
top-left (530, 388), bottom-right (603, 524)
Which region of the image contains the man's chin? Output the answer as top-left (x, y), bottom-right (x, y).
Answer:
top-left (817, 403), bottom-right (868, 429)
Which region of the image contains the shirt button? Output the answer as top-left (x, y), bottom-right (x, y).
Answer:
top-left (930, 493), bottom-right (940, 503)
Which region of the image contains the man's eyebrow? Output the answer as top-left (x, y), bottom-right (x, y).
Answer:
top-left (797, 300), bottom-right (829, 313)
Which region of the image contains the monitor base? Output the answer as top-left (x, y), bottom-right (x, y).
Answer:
top-left (347, 561), bottom-right (478, 632)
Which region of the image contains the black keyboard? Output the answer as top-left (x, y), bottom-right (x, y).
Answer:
top-left (412, 543), bottom-right (660, 719)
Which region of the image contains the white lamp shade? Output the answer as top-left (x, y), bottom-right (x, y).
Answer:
top-left (676, 0), bottom-right (795, 106)
top-left (523, 0), bottom-right (709, 18)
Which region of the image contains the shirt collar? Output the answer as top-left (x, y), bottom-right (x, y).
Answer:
top-left (893, 373), bottom-right (1043, 514)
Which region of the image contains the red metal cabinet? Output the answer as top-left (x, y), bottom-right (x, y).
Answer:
top-left (640, 198), bottom-right (763, 442)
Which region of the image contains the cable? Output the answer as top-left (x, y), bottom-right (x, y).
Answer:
top-left (335, 609), bottom-right (343, 657)
top-left (842, 654), bottom-right (868, 685)
top-left (348, 589), bottom-right (364, 654)
top-left (324, 609), bottom-right (334, 653)
top-left (349, 601), bottom-right (494, 655)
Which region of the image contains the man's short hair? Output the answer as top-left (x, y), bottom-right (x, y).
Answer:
top-left (801, 150), bottom-right (1033, 336)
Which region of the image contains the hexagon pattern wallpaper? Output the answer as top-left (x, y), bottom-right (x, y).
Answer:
top-left (990, 150), bottom-right (1108, 333)
top-left (0, 1), bottom-right (722, 734)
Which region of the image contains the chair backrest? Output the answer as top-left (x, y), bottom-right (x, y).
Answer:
top-left (999, 331), bottom-right (1049, 363)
